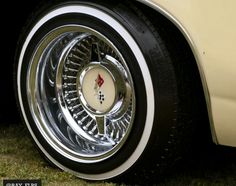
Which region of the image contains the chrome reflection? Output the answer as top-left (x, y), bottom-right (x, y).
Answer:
top-left (27, 25), bottom-right (135, 162)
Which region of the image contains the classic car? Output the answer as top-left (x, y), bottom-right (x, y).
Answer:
top-left (5, 0), bottom-right (236, 182)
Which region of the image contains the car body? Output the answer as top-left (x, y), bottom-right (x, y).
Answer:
top-left (4, 0), bottom-right (236, 182)
top-left (142, 0), bottom-right (236, 147)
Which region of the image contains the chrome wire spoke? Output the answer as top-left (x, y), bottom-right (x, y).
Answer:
top-left (91, 43), bottom-right (105, 62)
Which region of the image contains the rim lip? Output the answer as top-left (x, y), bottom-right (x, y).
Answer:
top-left (17, 4), bottom-right (155, 180)
top-left (27, 25), bottom-right (136, 162)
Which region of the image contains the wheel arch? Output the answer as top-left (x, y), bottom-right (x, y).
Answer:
top-left (134, 0), bottom-right (217, 143)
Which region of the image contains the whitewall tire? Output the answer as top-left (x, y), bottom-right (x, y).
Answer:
top-left (16, 0), bottom-right (188, 182)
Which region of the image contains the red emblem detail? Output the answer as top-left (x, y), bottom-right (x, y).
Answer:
top-left (96, 74), bottom-right (104, 88)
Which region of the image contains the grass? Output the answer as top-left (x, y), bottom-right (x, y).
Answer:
top-left (1, 123), bottom-right (236, 185)
top-left (0, 124), bottom-right (117, 186)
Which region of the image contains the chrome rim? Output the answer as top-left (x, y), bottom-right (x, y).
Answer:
top-left (27, 25), bottom-right (135, 163)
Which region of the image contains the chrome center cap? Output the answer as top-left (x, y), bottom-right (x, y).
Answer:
top-left (78, 64), bottom-right (116, 114)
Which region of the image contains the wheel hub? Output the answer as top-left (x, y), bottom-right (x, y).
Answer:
top-left (78, 64), bottom-right (116, 114)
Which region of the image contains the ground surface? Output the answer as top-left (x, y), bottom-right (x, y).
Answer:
top-left (1, 123), bottom-right (236, 186)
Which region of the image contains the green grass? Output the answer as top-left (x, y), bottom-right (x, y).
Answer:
top-left (0, 124), bottom-right (117, 186)
top-left (1, 124), bottom-right (236, 186)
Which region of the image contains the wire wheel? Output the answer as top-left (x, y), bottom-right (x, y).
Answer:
top-left (17, 1), bottom-right (195, 182)
top-left (27, 25), bottom-right (135, 163)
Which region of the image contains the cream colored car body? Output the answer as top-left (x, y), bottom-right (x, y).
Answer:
top-left (139, 0), bottom-right (236, 147)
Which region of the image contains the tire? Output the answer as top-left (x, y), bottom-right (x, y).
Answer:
top-left (16, 0), bottom-right (192, 183)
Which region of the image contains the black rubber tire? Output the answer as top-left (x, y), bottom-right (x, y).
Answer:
top-left (15, 0), bottom-right (198, 183)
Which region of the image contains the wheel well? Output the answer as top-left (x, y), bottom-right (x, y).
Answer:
top-left (133, 1), bottom-right (213, 143)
